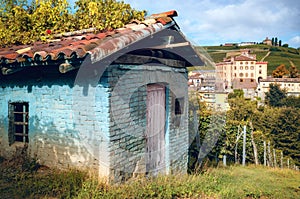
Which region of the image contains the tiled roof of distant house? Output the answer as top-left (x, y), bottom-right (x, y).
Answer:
top-left (260, 77), bottom-right (300, 83)
top-left (234, 55), bottom-right (256, 61)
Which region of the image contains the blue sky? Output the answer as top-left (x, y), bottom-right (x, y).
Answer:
top-left (121, 0), bottom-right (300, 48)
top-left (68, 0), bottom-right (300, 48)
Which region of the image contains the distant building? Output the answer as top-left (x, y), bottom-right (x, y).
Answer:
top-left (263, 37), bottom-right (272, 46)
top-left (188, 70), bottom-right (229, 111)
top-left (258, 78), bottom-right (300, 99)
top-left (216, 49), bottom-right (268, 90)
top-left (238, 42), bottom-right (256, 46)
top-left (188, 71), bottom-right (203, 89)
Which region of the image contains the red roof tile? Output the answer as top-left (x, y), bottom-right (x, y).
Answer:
top-left (0, 10), bottom-right (178, 68)
top-left (234, 55), bottom-right (256, 61)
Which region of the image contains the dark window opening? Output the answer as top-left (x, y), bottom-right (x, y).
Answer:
top-left (175, 98), bottom-right (184, 115)
top-left (8, 102), bottom-right (29, 145)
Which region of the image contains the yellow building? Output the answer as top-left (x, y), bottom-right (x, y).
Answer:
top-left (215, 49), bottom-right (268, 90)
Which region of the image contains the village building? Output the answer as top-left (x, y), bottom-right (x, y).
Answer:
top-left (0, 11), bottom-right (204, 182)
top-left (188, 71), bottom-right (203, 89)
top-left (238, 42), bottom-right (256, 46)
top-left (263, 37), bottom-right (272, 46)
top-left (188, 70), bottom-right (229, 111)
top-left (215, 49), bottom-right (268, 92)
top-left (257, 77), bottom-right (300, 99)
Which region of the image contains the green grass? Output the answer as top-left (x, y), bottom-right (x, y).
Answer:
top-left (265, 51), bottom-right (300, 73)
top-left (209, 52), bottom-right (227, 63)
top-left (1, 156), bottom-right (299, 199)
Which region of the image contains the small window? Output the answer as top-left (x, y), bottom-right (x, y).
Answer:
top-left (250, 66), bottom-right (254, 70)
top-left (245, 73), bottom-right (248, 77)
top-left (240, 66), bottom-right (243, 70)
top-left (240, 79), bottom-right (244, 82)
top-left (251, 79), bottom-right (254, 82)
top-left (175, 98), bottom-right (184, 115)
top-left (245, 66), bottom-right (249, 70)
top-left (234, 66), bottom-right (237, 70)
top-left (8, 102), bottom-right (29, 145)
top-left (251, 73), bottom-right (254, 77)
top-left (239, 73), bottom-right (244, 77)
top-left (259, 70), bottom-right (262, 74)
top-left (240, 62), bottom-right (243, 65)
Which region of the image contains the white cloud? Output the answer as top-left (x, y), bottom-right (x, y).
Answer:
top-left (86, 0), bottom-right (300, 47)
top-left (288, 36), bottom-right (300, 48)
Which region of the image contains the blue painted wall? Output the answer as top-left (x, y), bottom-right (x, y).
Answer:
top-left (0, 63), bottom-right (189, 181)
top-left (0, 66), bottom-right (111, 177)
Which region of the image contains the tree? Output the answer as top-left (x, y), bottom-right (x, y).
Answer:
top-left (281, 96), bottom-right (300, 108)
top-left (74, 0), bottom-right (145, 30)
top-left (0, 0), bottom-right (146, 46)
top-left (283, 43), bottom-right (289, 47)
top-left (271, 37), bottom-right (274, 46)
top-left (279, 40), bottom-right (282, 46)
top-left (271, 108), bottom-right (300, 166)
top-left (275, 37), bottom-right (278, 46)
top-left (228, 89), bottom-right (244, 99)
top-left (265, 83), bottom-right (287, 107)
top-left (272, 64), bottom-right (289, 78)
top-left (289, 65), bottom-right (299, 78)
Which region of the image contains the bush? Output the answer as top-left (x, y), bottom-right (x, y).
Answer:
top-left (282, 44), bottom-right (289, 47)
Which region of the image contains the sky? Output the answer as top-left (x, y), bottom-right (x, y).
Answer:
top-left (119, 0), bottom-right (300, 48)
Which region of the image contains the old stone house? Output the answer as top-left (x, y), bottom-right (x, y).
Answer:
top-left (0, 11), bottom-right (203, 182)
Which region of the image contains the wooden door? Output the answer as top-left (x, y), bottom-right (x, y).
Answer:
top-left (146, 84), bottom-right (166, 175)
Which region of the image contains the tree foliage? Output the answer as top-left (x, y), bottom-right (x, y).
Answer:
top-left (0, 0), bottom-right (146, 46)
top-left (289, 65), bottom-right (299, 78)
top-left (272, 64), bottom-right (289, 78)
top-left (270, 108), bottom-right (300, 166)
top-left (282, 43), bottom-right (289, 47)
top-left (228, 89), bottom-right (244, 99)
top-left (265, 83), bottom-right (287, 107)
top-left (188, 89), bottom-right (300, 171)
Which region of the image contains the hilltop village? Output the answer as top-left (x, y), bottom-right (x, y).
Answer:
top-left (188, 48), bottom-right (300, 110)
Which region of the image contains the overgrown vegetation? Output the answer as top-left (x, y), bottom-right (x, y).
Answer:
top-left (0, 149), bottom-right (86, 198)
top-left (0, 0), bottom-right (145, 46)
top-left (189, 87), bottom-right (300, 169)
top-left (1, 155), bottom-right (299, 198)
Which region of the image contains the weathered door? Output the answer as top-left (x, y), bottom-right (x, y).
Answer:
top-left (146, 84), bottom-right (166, 175)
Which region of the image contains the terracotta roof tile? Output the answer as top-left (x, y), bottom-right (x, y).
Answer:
top-left (234, 55), bottom-right (256, 61)
top-left (0, 10), bottom-right (178, 68)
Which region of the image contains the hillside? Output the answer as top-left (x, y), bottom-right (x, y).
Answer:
top-left (197, 44), bottom-right (300, 75)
